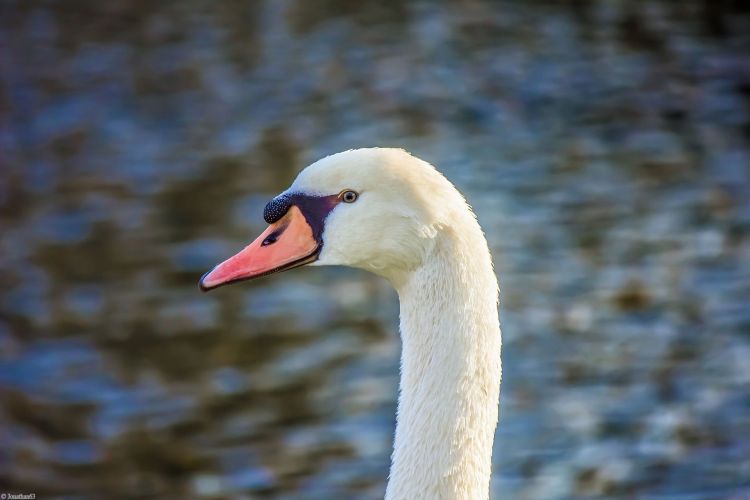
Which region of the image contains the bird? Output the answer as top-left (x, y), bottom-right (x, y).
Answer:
top-left (200, 148), bottom-right (502, 500)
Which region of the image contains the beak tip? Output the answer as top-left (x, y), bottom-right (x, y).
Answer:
top-left (199, 270), bottom-right (215, 292)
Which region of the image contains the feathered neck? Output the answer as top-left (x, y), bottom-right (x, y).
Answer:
top-left (385, 222), bottom-right (502, 499)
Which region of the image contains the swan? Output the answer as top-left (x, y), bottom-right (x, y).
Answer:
top-left (200, 148), bottom-right (502, 499)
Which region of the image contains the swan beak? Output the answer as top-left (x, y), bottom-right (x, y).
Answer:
top-left (199, 205), bottom-right (319, 291)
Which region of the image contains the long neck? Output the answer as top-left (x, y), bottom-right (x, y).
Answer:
top-left (385, 226), bottom-right (502, 500)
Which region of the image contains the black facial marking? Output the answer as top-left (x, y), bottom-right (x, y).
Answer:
top-left (262, 192), bottom-right (340, 244)
top-left (290, 193), bottom-right (340, 243)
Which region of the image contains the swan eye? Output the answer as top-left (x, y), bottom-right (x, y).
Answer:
top-left (341, 190), bottom-right (358, 203)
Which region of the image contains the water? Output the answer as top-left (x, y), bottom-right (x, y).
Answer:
top-left (1, 1), bottom-right (750, 498)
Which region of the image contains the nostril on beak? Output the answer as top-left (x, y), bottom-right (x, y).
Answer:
top-left (261, 234), bottom-right (278, 246)
top-left (261, 225), bottom-right (287, 246)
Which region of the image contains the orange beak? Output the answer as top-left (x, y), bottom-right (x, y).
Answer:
top-left (199, 205), bottom-right (319, 291)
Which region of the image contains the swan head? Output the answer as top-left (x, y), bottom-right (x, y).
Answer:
top-left (200, 148), bottom-right (468, 289)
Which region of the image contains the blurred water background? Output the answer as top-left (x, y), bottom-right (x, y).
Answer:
top-left (2, 1), bottom-right (750, 498)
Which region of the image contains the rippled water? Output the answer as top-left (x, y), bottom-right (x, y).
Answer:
top-left (2, 1), bottom-right (750, 498)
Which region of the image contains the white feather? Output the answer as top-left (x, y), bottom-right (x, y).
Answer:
top-left (290, 148), bottom-right (502, 499)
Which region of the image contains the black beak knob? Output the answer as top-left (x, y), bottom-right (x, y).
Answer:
top-left (263, 194), bottom-right (292, 224)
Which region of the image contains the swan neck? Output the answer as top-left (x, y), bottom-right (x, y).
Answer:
top-left (385, 230), bottom-right (502, 500)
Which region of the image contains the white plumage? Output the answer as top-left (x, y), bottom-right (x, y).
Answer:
top-left (289, 148), bottom-right (502, 499)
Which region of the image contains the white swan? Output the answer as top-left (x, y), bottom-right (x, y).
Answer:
top-left (200, 148), bottom-right (502, 499)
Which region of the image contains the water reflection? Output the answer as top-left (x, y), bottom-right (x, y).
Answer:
top-left (2, 1), bottom-right (750, 498)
